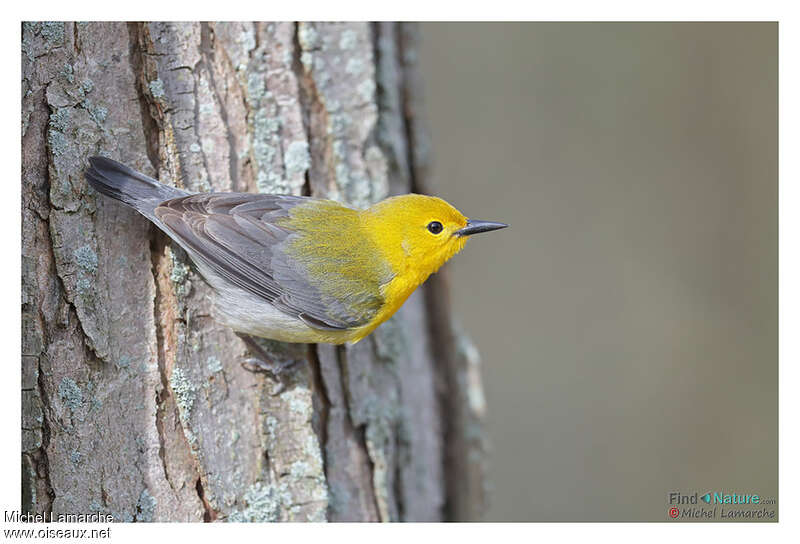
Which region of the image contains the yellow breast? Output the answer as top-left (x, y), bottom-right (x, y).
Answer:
top-left (347, 270), bottom-right (425, 343)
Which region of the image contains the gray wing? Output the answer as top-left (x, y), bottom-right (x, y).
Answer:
top-left (154, 193), bottom-right (369, 331)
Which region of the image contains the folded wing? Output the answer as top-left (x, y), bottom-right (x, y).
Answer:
top-left (154, 193), bottom-right (383, 331)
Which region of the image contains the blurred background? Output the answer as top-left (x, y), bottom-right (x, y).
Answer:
top-left (419, 22), bottom-right (777, 521)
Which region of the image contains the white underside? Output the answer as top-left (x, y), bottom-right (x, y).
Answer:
top-left (197, 263), bottom-right (323, 343)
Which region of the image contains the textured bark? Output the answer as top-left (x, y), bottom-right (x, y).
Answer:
top-left (21, 21), bottom-right (487, 522)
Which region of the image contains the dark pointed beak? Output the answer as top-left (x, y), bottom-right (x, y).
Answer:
top-left (455, 219), bottom-right (509, 237)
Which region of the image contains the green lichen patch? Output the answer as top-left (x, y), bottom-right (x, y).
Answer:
top-left (284, 141), bottom-right (310, 177)
top-left (58, 377), bottom-right (83, 414)
top-left (264, 416), bottom-right (278, 444)
top-left (289, 459), bottom-right (312, 479)
top-left (169, 367), bottom-right (197, 426)
top-left (283, 387), bottom-right (313, 420)
top-left (148, 79), bottom-right (165, 99)
top-left (169, 251), bottom-right (192, 297)
top-left (21, 22), bottom-right (64, 60)
top-left (169, 255), bottom-right (189, 283)
top-left (59, 62), bottom-right (74, 84)
top-left (73, 245), bottom-right (98, 295)
top-left (40, 22), bottom-right (65, 46)
top-left (206, 356), bottom-right (223, 374)
top-left (47, 129), bottom-right (69, 157)
top-left (135, 489), bottom-right (157, 522)
top-left (49, 108), bottom-right (71, 132)
top-left (84, 100), bottom-right (108, 126)
top-left (228, 481), bottom-right (286, 522)
top-left (339, 29), bottom-right (357, 50)
top-left (74, 245), bottom-right (98, 273)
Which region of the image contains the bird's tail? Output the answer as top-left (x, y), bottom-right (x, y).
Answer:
top-left (85, 156), bottom-right (189, 217)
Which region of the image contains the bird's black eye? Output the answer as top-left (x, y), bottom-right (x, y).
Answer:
top-left (427, 221), bottom-right (443, 234)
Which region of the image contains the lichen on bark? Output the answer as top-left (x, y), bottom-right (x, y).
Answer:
top-left (21, 21), bottom-right (487, 522)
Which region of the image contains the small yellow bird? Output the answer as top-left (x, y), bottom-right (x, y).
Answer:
top-left (86, 157), bottom-right (506, 374)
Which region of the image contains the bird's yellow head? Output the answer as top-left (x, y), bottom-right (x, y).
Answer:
top-left (363, 194), bottom-right (507, 283)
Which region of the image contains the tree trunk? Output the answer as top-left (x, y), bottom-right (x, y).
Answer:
top-left (21, 21), bottom-right (487, 522)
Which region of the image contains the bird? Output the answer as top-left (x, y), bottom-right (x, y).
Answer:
top-left (85, 156), bottom-right (507, 381)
